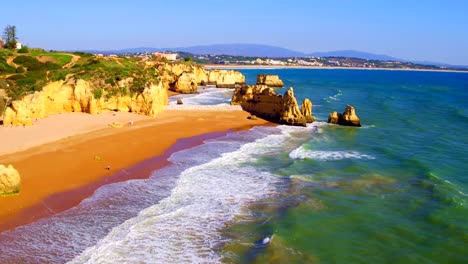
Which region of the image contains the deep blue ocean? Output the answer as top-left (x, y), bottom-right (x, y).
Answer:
top-left (1, 69), bottom-right (467, 263)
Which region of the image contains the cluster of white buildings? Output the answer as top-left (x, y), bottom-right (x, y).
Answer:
top-left (152, 52), bottom-right (177, 61)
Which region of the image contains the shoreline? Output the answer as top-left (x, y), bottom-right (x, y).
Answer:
top-left (0, 110), bottom-right (273, 232)
top-left (204, 64), bottom-right (468, 73)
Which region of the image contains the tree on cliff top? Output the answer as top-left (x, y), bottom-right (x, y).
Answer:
top-left (3, 25), bottom-right (17, 49)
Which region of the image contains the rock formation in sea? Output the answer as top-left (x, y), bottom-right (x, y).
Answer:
top-left (207, 70), bottom-right (245, 88)
top-left (3, 78), bottom-right (168, 126)
top-left (231, 85), bottom-right (314, 126)
top-left (301, 98), bottom-right (315, 123)
top-left (256, 74), bottom-right (284, 87)
top-left (327, 105), bottom-right (361, 127)
top-left (0, 164), bottom-right (21, 195)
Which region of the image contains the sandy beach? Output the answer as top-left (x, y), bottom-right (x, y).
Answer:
top-left (0, 109), bottom-right (272, 231)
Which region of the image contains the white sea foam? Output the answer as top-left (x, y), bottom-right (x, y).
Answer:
top-left (168, 87), bottom-right (233, 106)
top-left (69, 128), bottom-right (293, 264)
top-left (0, 124), bottom-right (322, 263)
top-left (324, 89), bottom-right (343, 102)
top-left (289, 146), bottom-right (375, 161)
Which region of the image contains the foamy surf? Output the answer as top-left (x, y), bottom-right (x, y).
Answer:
top-left (0, 123), bottom-right (325, 263)
top-left (168, 87), bottom-right (233, 106)
top-left (324, 89), bottom-right (343, 102)
top-left (69, 125), bottom-right (328, 263)
top-left (289, 146), bottom-right (375, 161)
top-left (68, 126), bottom-right (314, 263)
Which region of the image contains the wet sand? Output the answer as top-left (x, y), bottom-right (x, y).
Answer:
top-left (0, 109), bottom-right (272, 232)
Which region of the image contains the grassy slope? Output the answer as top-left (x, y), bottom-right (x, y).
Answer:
top-left (0, 49), bottom-right (161, 116)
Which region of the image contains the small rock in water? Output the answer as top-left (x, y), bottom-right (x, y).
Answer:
top-left (177, 99), bottom-right (183, 105)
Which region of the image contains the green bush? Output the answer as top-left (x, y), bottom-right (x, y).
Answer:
top-left (43, 61), bottom-right (60, 70)
top-left (120, 86), bottom-right (128, 95)
top-left (52, 70), bottom-right (68, 81)
top-left (93, 88), bottom-right (103, 99)
top-left (15, 66), bottom-right (26, 73)
top-left (17, 46), bottom-right (29, 53)
top-left (13, 55), bottom-right (42, 70)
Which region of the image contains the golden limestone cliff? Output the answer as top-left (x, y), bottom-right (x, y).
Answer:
top-left (231, 85), bottom-right (314, 126)
top-left (154, 63), bottom-right (206, 93)
top-left (2, 61), bottom-right (248, 126)
top-left (0, 164), bottom-right (21, 195)
top-left (327, 105), bottom-right (361, 127)
top-left (155, 63), bottom-right (245, 93)
top-left (207, 70), bottom-right (245, 88)
top-left (256, 74), bottom-right (284, 87)
top-left (3, 78), bottom-right (168, 126)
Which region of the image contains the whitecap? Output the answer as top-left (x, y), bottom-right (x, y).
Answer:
top-left (289, 146), bottom-right (375, 161)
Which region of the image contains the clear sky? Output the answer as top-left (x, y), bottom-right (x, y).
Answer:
top-left (1, 0), bottom-right (467, 65)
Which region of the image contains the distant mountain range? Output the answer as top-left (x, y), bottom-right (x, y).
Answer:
top-left (81, 43), bottom-right (467, 68)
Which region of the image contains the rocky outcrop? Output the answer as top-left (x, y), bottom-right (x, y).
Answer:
top-left (208, 70), bottom-right (245, 88)
top-left (280, 88), bottom-right (307, 126)
top-left (174, 72), bottom-right (197, 94)
top-left (301, 98), bottom-right (315, 123)
top-left (3, 79), bottom-right (168, 126)
top-left (0, 164), bottom-right (20, 195)
top-left (257, 74), bottom-right (284, 87)
top-left (155, 63), bottom-right (244, 92)
top-left (327, 105), bottom-right (361, 127)
top-left (232, 85), bottom-right (314, 126)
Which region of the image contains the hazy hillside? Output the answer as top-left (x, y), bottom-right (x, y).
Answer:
top-left (309, 50), bottom-right (401, 61)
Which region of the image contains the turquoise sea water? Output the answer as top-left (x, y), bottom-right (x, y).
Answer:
top-left (0, 69), bottom-right (466, 263)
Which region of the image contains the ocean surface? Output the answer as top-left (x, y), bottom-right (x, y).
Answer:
top-left (0, 69), bottom-right (467, 263)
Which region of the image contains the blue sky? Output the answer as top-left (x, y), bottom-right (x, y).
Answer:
top-left (1, 0), bottom-right (467, 65)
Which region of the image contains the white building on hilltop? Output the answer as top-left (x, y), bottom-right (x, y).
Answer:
top-left (15, 42), bottom-right (22, 50)
top-left (153, 52), bottom-right (177, 61)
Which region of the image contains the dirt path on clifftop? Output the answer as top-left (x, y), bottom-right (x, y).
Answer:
top-left (6, 56), bottom-right (18, 68)
top-left (62, 54), bottom-right (81, 69)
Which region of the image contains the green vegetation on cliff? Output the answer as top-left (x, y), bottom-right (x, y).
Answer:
top-left (0, 49), bottom-right (162, 117)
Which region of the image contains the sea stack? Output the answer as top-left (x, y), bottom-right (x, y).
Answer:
top-left (256, 74), bottom-right (284, 87)
top-left (328, 105), bottom-right (361, 127)
top-left (301, 98), bottom-right (315, 123)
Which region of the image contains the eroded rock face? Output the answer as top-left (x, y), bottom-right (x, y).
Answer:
top-left (174, 72), bottom-right (197, 94)
top-left (3, 79), bottom-right (168, 126)
top-left (0, 164), bottom-right (21, 195)
top-left (301, 98), bottom-right (315, 123)
top-left (327, 111), bottom-right (340, 124)
top-left (280, 88), bottom-right (306, 126)
top-left (155, 63), bottom-right (244, 91)
top-left (327, 105), bottom-right (361, 127)
top-left (232, 85), bottom-right (314, 126)
top-left (257, 74), bottom-right (284, 87)
top-left (208, 70), bottom-right (245, 88)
